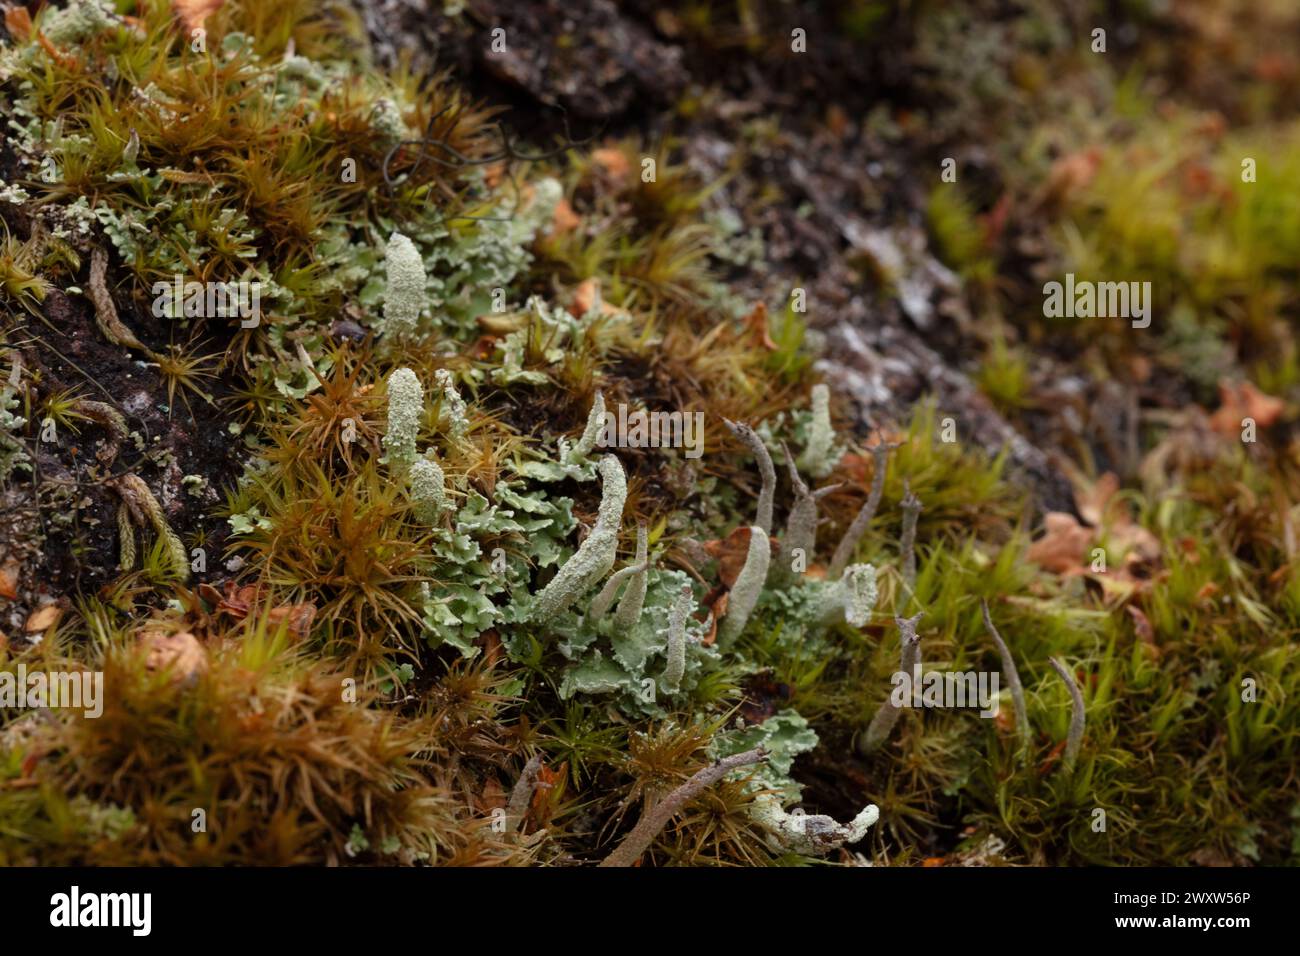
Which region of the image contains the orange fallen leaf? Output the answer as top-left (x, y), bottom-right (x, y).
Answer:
top-left (24, 603), bottom-right (62, 633)
top-left (266, 602), bottom-right (317, 640)
top-left (142, 630), bottom-right (208, 684)
top-left (551, 198), bottom-right (580, 234)
top-left (172, 0), bottom-right (224, 33)
top-left (922, 857), bottom-right (946, 867)
top-left (3, 5), bottom-right (33, 41)
top-left (1209, 380), bottom-right (1284, 439)
top-left (704, 526), bottom-right (759, 588)
top-left (573, 277), bottom-right (602, 316)
top-left (1026, 512), bottom-right (1094, 575)
top-left (742, 302), bottom-right (777, 351)
top-left (591, 147), bottom-right (631, 184)
top-left (1040, 146), bottom-right (1102, 208)
top-left (0, 558), bottom-right (19, 600)
top-left (699, 587), bottom-right (727, 646)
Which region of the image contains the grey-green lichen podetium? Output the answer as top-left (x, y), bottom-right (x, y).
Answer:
top-left (383, 367), bottom-right (423, 477)
top-left (529, 455), bottom-right (627, 621)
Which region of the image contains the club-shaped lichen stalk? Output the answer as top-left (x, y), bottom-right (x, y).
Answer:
top-left (382, 231), bottom-right (425, 339)
top-left (409, 453), bottom-right (447, 523)
top-left (589, 524), bottom-right (649, 622)
top-left (531, 455), bottom-right (627, 620)
top-left (799, 383), bottom-right (836, 479)
top-left (383, 367), bottom-right (423, 476)
top-left (660, 585), bottom-right (693, 693)
top-left (612, 523), bottom-right (650, 631)
top-left (899, 480), bottom-right (922, 596)
top-left (717, 526), bottom-right (771, 647)
top-left (562, 390), bottom-right (606, 464)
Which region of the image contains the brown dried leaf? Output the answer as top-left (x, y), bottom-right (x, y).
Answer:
top-left (703, 526), bottom-right (756, 588)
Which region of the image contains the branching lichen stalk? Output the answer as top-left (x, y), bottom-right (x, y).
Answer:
top-left (751, 794), bottom-right (878, 855)
top-left (860, 613), bottom-right (923, 756)
top-left (724, 418), bottom-right (775, 533)
top-left (507, 754), bottom-right (543, 834)
top-left (818, 563), bottom-right (878, 627)
top-left (598, 747), bottom-right (768, 867)
top-left (778, 443), bottom-right (838, 583)
top-left (829, 439), bottom-right (898, 579)
top-left (899, 480), bottom-right (922, 596)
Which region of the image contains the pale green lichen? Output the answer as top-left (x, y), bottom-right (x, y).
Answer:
top-left (410, 454), bottom-right (447, 523)
top-left (798, 384), bottom-right (837, 479)
top-left (560, 390), bottom-right (606, 466)
top-left (382, 232), bottom-right (426, 339)
top-left (777, 447), bottom-right (838, 583)
top-left (818, 563), bottom-right (878, 627)
top-left (383, 367), bottom-right (423, 475)
top-left (612, 523), bottom-right (650, 631)
top-left (370, 98), bottom-right (408, 145)
top-left (659, 585), bottom-right (692, 693)
top-left (40, 0), bottom-right (117, 46)
top-left (717, 526), bottom-right (771, 647)
top-left (724, 419), bottom-right (775, 533)
top-left (751, 794), bottom-right (879, 855)
top-left (435, 368), bottom-right (469, 441)
top-left (529, 455), bottom-right (627, 620)
top-left (588, 524), bottom-right (650, 622)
